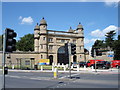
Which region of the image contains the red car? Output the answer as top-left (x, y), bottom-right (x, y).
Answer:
top-left (87, 59), bottom-right (104, 67)
top-left (111, 60), bottom-right (120, 69)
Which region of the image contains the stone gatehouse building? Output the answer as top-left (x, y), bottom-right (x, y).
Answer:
top-left (0, 17), bottom-right (86, 68)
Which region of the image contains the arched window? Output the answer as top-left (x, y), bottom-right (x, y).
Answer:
top-left (41, 55), bottom-right (43, 59)
top-left (80, 55), bottom-right (82, 58)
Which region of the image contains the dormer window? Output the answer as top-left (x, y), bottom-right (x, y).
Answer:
top-left (48, 38), bottom-right (53, 42)
top-left (43, 37), bottom-right (45, 40)
top-left (61, 39), bottom-right (65, 43)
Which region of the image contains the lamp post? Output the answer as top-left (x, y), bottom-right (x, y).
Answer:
top-left (94, 48), bottom-right (97, 72)
top-left (68, 43), bottom-right (71, 79)
top-left (107, 46), bottom-right (113, 71)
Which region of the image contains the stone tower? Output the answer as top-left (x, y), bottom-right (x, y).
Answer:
top-left (76, 22), bottom-right (85, 61)
top-left (39, 17), bottom-right (48, 59)
top-left (34, 23), bottom-right (40, 52)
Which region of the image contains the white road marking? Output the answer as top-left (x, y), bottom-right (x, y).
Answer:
top-left (59, 73), bottom-right (79, 79)
top-left (6, 75), bottom-right (51, 80)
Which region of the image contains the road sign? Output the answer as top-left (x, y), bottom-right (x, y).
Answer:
top-left (38, 59), bottom-right (50, 65)
top-left (108, 55), bottom-right (114, 57)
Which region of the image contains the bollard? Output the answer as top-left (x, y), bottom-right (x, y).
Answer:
top-left (66, 64), bottom-right (69, 68)
top-left (12, 64), bottom-right (14, 69)
top-left (64, 65), bottom-right (66, 72)
top-left (77, 65), bottom-right (79, 72)
top-left (54, 67), bottom-right (58, 78)
top-left (41, 66), bottom-right (43, 71)
top-left (52, 63), bottom-right (54, 66)
top-left (91, 66), bottom-right (94, 71)
top-left (62, 63), bottom-right (64, 67)
top-left (57, 63), bottom-right (60, 67)
top-left (84, 65), bottom-right (86, 70)
top-left (71, 64), bottom-right (73, 69)
top-left (52, 65), bottom-right (54, 72)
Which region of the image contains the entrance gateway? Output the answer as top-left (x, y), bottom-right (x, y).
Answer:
top-left (57, 43), bottom-right (77, 65)
top-left (57, 46), bottom-right (69, 65)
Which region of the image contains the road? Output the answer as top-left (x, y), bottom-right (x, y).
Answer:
top-left (5, 71), bottom-right (119, 88)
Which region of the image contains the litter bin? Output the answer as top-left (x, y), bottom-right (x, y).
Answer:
top-left (34, 65), bottom-right (38, 70)
top-left (4, 67), bottom-right (8, 75)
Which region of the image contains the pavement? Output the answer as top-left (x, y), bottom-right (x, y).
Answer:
top-left (7, 68), bottom-right (119, 75)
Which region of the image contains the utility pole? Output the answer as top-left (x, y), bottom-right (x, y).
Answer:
top-left (68, 43), bottom-right (71, 79)
top-left (2, 30), bottom-right (6, 90)
top-left (94, 48), bottom-right (97, 72)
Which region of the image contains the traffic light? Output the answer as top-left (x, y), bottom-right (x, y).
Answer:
top-left (71, 43), bottom-right (76, 55)
top-left (65, 43), bottom-right (69, 56)
top-left (65, 43), bottom-right (69, 64)
top-left (91, 49), bottom-right (94, 57)
top-left (5, 28), bottom-right (17, 52)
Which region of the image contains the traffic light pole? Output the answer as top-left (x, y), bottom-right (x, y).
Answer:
top-left (68, 43), bottom-right (71, 79)
top-left (94, 49), bottom-right (97, 72)
top-left (2, 31), bottom-right (6, 90)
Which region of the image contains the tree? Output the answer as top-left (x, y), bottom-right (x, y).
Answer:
top-left (91, 40), bottom-right (104, 57)
top-left (105, 30), bottom-right (116, 49)
top-left (16, 34), bottom-right (34, 51)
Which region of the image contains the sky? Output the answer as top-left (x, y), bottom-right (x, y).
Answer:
top-left (1, 2), bottom-right (119, 52)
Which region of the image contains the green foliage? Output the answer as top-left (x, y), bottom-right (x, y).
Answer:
top-left (91, 30), bottom-right (120, 60)
top-left (91, 40), bottom-right (105, 57)
top-left (105, 30), bottom-right (116, 48)
top-left (16, 34), bottom-right (34, 51)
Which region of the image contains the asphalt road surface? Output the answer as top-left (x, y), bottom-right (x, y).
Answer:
top-left (5, 71), bottom-right (119, 88)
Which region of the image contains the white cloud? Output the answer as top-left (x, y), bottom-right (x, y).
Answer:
top-left (104, 0), bottom-right (118, 7)
top-left (103, 25), bottom-right (118, 34)
top-left (90, 25), bottom-right (118, 38)
top-left (91, 29), bottom-right (104, 38)
top-left (19, 16), bottom-right (22, 20)
top-left (19, 16), bottom-right (34, 24)
top-left (84, 38), bottom-right (101, 44)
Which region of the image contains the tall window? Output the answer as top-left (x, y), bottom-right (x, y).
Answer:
top-left (80, 55), bottom-right (82, 58)
top-left (48, 38), bottom-right (53, 42)
top-left (73, 40), bottom-right (76, 43)
top-left (43, 37), bottom-right (45, 40)
top-left (41, 55), bottom-right (43, 59)
top-left (25, 60), bottom-right (30, 65)
top-left (80, 46), bottom-right (81, 50)
top-left (49, 45), bottom-right (53, 50)
top-left (81, 39), bottom-right (83, 42)
top-left (41, 45), bottom-right (43, 49)
top-left (61, 39), bottom-right (65, 43)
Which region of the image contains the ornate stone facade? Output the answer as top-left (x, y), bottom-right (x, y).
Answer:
top-left (34, 18), bottom-right (85, 65)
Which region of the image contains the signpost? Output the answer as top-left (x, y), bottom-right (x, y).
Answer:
top-left (107, 49), bottom-right (114, 71)
top-left (38, 59), bottom-right (50, 65)
top-left (68, 43), bottom-right (71, 79)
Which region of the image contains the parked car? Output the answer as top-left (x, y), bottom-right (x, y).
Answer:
top-left (79, 62), bottom-right (87, 67)
top-left (87, 59), bottom-right (104, 67)
top-left (111, 60), bottom-right (120, 69)
top-left (96, 61), bottom-right (111, 69)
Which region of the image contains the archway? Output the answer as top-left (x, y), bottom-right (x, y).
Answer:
top-left (49, 55), bottom-right (53, 65)
top-left (57, 46), bottom-right (69, 65)
top-left (73, 55), bottom-right (77, 62)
